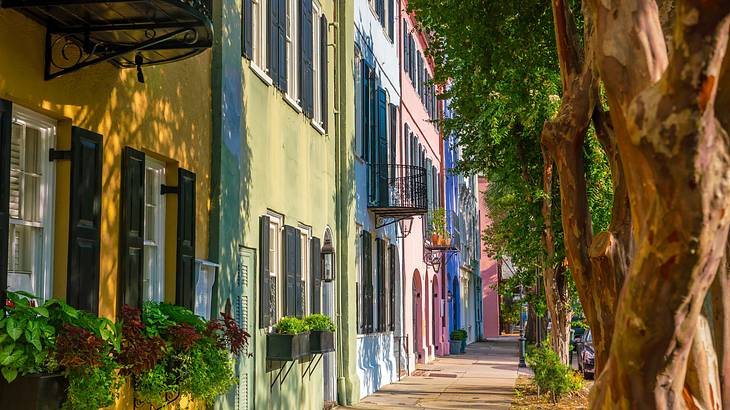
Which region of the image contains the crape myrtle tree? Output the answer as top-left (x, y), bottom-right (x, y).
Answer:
top-left (411, 0), bottom-right (730, 407)
top-left (410, 0), bottom-right (613, 366)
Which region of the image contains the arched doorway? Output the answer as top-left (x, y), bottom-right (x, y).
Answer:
top-left (412, 270), bottom-right (422, 360)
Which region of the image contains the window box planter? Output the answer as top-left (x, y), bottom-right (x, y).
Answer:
top-left (0, 373), bottom-right (68, 410)
top-left (449, 340), bottom-right (462, 355)
top-left (309, 330), bottom-right (335, 354)
top-left (266, 332), bottom-right (310, 361)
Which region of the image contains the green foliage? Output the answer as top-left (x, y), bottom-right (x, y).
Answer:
top-left (449, 329), bottom-right (467, 341)
top-left (175, 341), bottom-right (235, 403)
top-left (62, 360), bottom-right (122, 410)
top-left (526, 345), bottom-right (583, 403)
top-left (134, 361), bottom-right (176, 405)
top-left (304, 314), bottom-right (336, 332)
top-left (274, 317), bottom-right (309, 335)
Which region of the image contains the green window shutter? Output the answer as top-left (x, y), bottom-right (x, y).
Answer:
top-left (320, 15), bottom-right (329, 132)
top-left (362, 230), bottom-right (373, 333)
top-left (283, 225), bottom-right (298, 317)
top-left (67, 127), bottom-right (103, 314)
top-left (403, 20), bottom-right (409, 76)
top-left (278, 0), bottom-right (288, 91)
top-left (310, 236), bottom-right (321, 314)
top-left (376, 238), bottom-right (385, 332)
top-left (259, 216), bottom-right (272, 327)
top-left (361, 61), bottom-right (370, 161)
top-left (0, 100), bottom-right (11, 308)
top-left (119, 147), bottom-right (145, 311)
top-left (175, 168), bottom-right (196, 310)
top-left (268, 0), bottom-right (279, 87)
top-left (300, 0), bottom-right (314, 117)
top-left (389, 244), bottom-right (397, 331)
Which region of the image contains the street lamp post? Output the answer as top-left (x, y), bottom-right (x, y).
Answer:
top-left (518, 285), bottom-right (527, 368)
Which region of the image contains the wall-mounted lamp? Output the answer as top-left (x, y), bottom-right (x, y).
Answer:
top-left (321, 237), bottom-right (335, 282)
top-left (398, 217), bottom-right (414, 239)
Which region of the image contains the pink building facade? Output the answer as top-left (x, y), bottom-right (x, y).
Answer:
top-left (479, 176), bottom-right (501, 338)
top-left (399, 0), bottom-right (448, 371)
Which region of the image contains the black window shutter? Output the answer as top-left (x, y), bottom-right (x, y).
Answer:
top-left (388, 0), bottom-right (394, 39)
top-left (388, 245), bottom-right (398, 330)
top-left (278, 0), bottom-right (288, 90)
top-left (403, 20), bottom-right (409, 76)
top-left (175, 168), bottom-right (196, 310)
top-left (268, 0), bottom-right (279, 87)
top-left (0, 99), bottom-right (11, 307)
top-left (259, 216), bottom-right (272, 327)
top-left (67, 127), bottom-right (102, 314)
top-left (295, 229), bottom-right (303, 318)
top-left (119, 147), bottom-right (145, 311)
top-left (361, 61), bottom-right (370, 161)
top-left (320, 15), bottom-right (328, 132)
top-left (389, 104), bottom-right (397, 179)
top-left (310, 236), bottom-right (321, 314)
top-left (376, 88), bottom-right (389, 204)
top-left (410, 36), bottom-right (416, 81)
top-left (242, 0), bottom-right (253, 58)
top-left (362, 230), bottom-right (372, 333)
top-left (376, 238), bottom-right (385, 332)
top-left (300, 0), bottom-right (314, 118)
top-left (283, 225), bottom-right (298, 317)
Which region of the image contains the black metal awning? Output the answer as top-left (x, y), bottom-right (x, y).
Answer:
top-left (1, 0), bottom-right (213, 79)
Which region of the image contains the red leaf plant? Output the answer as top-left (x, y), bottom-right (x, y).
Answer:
top-left (167, 323), bottom-right (202, 353)
top-left (204, 312), bottom-right (250, 356)
top-left (56, 324), bottom-right (105, 371)
top-left (117, 305), bottom-right (166, 376)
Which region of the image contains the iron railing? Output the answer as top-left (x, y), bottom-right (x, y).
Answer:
top-left (367, 164), bottom-right (428, 217)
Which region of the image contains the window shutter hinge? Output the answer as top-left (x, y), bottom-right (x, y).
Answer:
top-left (48, 148), bottom-right (71, 162)
top-left (160, 184), bottom-right (179, 195)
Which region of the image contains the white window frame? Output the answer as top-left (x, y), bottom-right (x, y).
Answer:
top-left (298, 224), bottom-right (311, 315)
top-left (252, 0), bottom-right (268, 73)
top-left (267, 211), bottom-right (284, 321)
top-left (312, 1), bottom-right (322, 125)
top-left (286, 0), bottom-right (300, 102)
top-left (7, 106), bottom-right (56, 302)
top-left (143, 156), bottom-right (166, 302)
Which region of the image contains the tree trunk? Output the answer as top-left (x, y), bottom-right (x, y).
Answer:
top-left (589, 1), bottom-right (730, 407)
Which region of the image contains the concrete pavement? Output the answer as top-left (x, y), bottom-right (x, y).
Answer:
top-left (343, 336), bottom-right (520, 410)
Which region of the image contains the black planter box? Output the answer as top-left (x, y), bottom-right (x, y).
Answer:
top-left (267, 332), bottom-right (310, 361)
top-left (0, 373), bottom-right (67, 410)
top-left (309, 330), bottom-right (335, 354)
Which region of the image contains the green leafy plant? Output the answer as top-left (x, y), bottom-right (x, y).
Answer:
top-left (0, 291), bottom-right (122, 410)
top-left (303, 314), bottom-right (335, 332)
top-left (273, 316), bottom-right (309, 335)
top-left (526, 344), bottom-right (583, 403)
top-left (449, 329), bottom-right (467, 341)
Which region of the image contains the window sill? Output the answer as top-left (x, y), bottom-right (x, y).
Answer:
top-left (250, 63), bottom-right (273, 87)
top-left (310, 119), bottom-right (326, 135)
top-left (284, 94), bottom-right (303, 113)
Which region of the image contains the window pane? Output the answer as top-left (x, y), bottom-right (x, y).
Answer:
top-left (143, 244), bottom-right (158, 301)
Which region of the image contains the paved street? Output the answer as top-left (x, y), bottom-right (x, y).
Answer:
top-left (345, 337), bottom-right (520, 410)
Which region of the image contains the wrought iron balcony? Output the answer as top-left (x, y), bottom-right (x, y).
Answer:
top-left (2, 0), bottom-right (213, 79)
top-left (367, 164), bottom-right (428, 219)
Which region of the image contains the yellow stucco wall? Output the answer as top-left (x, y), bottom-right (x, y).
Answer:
top-left (0, 10), bottom-right (212, 319)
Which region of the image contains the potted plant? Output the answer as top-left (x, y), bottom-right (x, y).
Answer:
top-left (122, 302), bottom-right (249, 407)
top-left (457, 329), bottom-right (468, 353)
top-left (449, 330), bottom-right (465, 355)
top-left (304, 314), bottom-right (335, 354)
top-left (267, 317), bottom-right (310, 361)
top-left (0, 291), bottom-right (123, 410)
top-left (431, 208), bottom-right (448, 246)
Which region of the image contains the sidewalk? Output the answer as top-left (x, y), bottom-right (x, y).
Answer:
top-left (343, 336), bottom-right (520, 410)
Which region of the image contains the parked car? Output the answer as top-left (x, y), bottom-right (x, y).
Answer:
top-left (576, 329), bottom-right (595, 378)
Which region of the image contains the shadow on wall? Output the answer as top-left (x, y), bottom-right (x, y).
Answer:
top-left (357, 333), bottom-right (397, 396)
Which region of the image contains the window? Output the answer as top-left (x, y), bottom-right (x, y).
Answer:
top-left (298, 225), bottom-right (311, 315)
top-left (7, 108), bottom-right (55, 301)
top-left (194, 260), bottom-right (218, 320)
top-left (268, 212), bottom-right (283, 321)
top-left (312, 1), bottom-right (322, 124)
top-left (252, 0), bottom-right (267, 70)
top-left (286, 0), bottom-right (299, 100)
top-left (143, 157), bottom-right (166, 302)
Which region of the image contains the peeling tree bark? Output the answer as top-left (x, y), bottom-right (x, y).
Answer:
top-left (588, 0), bottom-right (730, 407)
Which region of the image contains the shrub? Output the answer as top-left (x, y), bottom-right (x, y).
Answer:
top-left (303, 314), bottom-right (336, 332)
top-left (273, 317), bottom-right (309, 335)
top-left (525, 345), bottom-right (583, 403)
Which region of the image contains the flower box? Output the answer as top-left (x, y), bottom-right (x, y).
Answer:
top-left (0, 373), bottom-right (67, 410)
top-left (309, 330), bottom-right (335, 354)
top-left (266, 332), bottom-right (310, 361)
